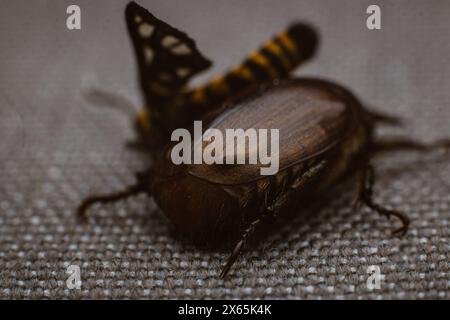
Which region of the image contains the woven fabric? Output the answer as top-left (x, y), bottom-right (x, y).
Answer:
top-left (0, 0), bottom-right (449, 299)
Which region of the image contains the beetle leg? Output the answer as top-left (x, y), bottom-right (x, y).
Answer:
top-left (351, 169), bottom-right (366, 210)
top-left (357, 165), bottom-right (410, 236)
top-left (77, 183), bottom-right (143, 222)
top-left (373, 138), bottom-right (450, 155)
top-left (366, 109), bottom-right (403, 126)
top-left (220, 189), bottom-right (291, 278)
top-left (219, 203), bottom-right (278, 279)
top-left (220, 161), bottom-right (327, 278)
top-left (77, 170), bottom-right (152, 221)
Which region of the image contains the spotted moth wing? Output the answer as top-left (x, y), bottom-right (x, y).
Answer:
top-left (125, 1), bottom-right (212, 106)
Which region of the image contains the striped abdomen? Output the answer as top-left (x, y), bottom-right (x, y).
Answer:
top-left (135, 23), bottom-right (318, 137)
top-left (184, 23), bottom-right (318, 110)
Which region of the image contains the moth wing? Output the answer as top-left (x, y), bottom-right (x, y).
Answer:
top-left (125, 1), bottom-right (212, 106)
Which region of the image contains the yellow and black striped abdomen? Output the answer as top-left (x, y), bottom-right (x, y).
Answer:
top-left (185, 23), bottom-right (318, 109)
top-left (135, 23), bottom-right (318, 138)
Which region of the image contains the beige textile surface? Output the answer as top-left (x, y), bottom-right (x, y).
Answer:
top-left (0, 0), bottom-right (449, 299)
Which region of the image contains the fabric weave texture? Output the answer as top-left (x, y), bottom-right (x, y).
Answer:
top-left (0, 0), bottom-right (448, 299)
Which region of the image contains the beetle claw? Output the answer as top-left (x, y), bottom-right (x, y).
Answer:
top-left (352, 198), bottom-right (363, 211)
top-left (220, 240), bottom-right (244, 278)
top-left (381, 209), bottom-right (410, 237)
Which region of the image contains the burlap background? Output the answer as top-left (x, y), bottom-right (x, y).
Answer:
top-left (0, 0), bottom-right (448, 299)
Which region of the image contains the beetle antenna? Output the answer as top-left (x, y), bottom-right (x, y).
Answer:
top-left (77, 183), bottom-right (143, 221)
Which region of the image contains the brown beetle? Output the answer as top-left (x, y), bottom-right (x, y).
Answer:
top-left (78, 2), bottom-right (450, 277)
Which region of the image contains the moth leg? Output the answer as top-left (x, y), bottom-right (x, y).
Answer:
top-left (373, 138), bottom-right (450, 155)
top-left (356, 165), bottom-right (410, 236)
top-left (220, 161), bottom-right (327, 278)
